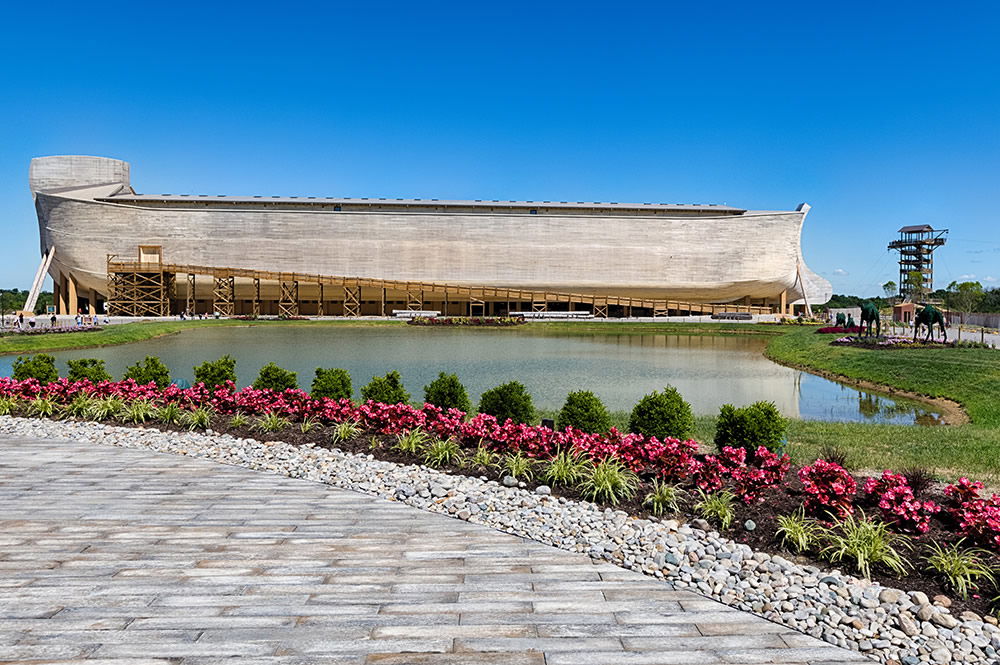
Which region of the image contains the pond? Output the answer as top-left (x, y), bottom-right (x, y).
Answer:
top-left (0, 326), bottom-right (944, 425)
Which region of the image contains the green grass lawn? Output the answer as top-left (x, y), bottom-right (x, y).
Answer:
top-left (4, 318), bottom-right (998, 481)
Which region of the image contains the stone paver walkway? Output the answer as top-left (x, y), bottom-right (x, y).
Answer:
top-left (0, 437), bottom-right (868, 664)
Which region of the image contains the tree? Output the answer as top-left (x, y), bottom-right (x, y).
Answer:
top-left (905, 271), bottom-right (926, 299)
top-left (945, 281), bottom-right (985, 320)
top-left (882, 280), bottom-right (897, 300)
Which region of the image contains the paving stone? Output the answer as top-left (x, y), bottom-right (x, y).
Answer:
top-left (0, 435), bottom-right (865, 665)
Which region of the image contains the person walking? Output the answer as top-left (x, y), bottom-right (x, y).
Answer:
top-left (50, 314), bottom-right (57, 327)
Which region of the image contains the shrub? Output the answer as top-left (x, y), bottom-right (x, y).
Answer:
top-left (361, 370), bottom-right (410, 405)
top-left (862, 470), bottom-right (940, 534)
top-left (923, 539), bottom-right (997, 599)
top-left (694, 489), bottom-right (737, 530)
top-left (627, 386), bottom-right (693, 440)
top-left (557, 391), bottom-right (611, 433)
top-left (643, 481), bottom-right (687, 516)
top-left (423, 372), bottom-right (471, 413)
top-left (66, 358), bottom-right (111, 383)
top-left (540, 449), bottom-right (591, 487)
top-left (821, 511), bottom-right (911, 579)
top-left (312, 368), bottom-right (353, 401)
top-left (776, 507), bottom-right (823, 554)
top-left (714, 401), bottom-right (787, 454)
top-left (194, 355), bottom-right (237, 389)
top-left (253, 363), bottom-right (298, 391)
top-left (123, 356), bottom-right (171, 388)
top-left (478, 381), bottom-right (534, 425)
top-left (12, 354), bottom-right (58, 384)
top-left (798, 459), bottom-right (857, 518)
top-left (580, 458), bottom-right (639, 505)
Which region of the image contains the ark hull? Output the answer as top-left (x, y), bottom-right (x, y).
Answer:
top-left (30, 155), bottom-right (832, 315)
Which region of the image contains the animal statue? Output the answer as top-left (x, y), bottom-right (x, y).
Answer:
top-left (846, 314), bottom-right (857, 329)
top-left (835, 312), bottom-right (846, 327)
top-left (914, 305), bottom-right (947, 342)
top-left (859, 301), bottom-right (881, 337)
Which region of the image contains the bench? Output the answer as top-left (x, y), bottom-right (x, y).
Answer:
top-left (392, 310), bottom-right (440, 319)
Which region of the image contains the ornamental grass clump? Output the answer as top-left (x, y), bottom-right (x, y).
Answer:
top-left (331, 420), bottom-right (362, 444)
top-left (311, 368), bottom-right (352, 401)
top-left (255, 411), bottom-right (290, 433)
top-left (580, 458), bottom-right (639, 505)
top-left (821, 511), bottom-right (911, 579)
top-left (478, 381), bottom-right (534, 425)
top-left (182, 406), bottom-right (213, 431)
top-left (27, 396), bottom-right (59, 418)
top-left (120, 399), bottom-right (156, 425)
top-left (66, 358), bottom-right (111, 383)
top-left (63, 395), bottom-right (95, 419)
top-left (87, 397), bottom-right (123, 421)
top-left (423, 372), bottom-right (471, 413)
top-left (122, 356), bottom-right (171, 388)
top-left (228, 411), bottom-right (250, 429)
top-left (11, 354), bottom-right (59, 384)
top-left (923, 539), bottom-right (997, 599)
top-left (362, 370), bottom-right (410, 405)
top-left (643, 481), bottom-right (687, 516)
top-left (502, 450), bottom-right (536, 481)
top-left (193, 355), bottom-right (237, 388)
top-left (155, 402), bottom-right (182, 426)
top-left (423, 438), bottom-right (462, 468)
top-left (0, 396), bottom-right (19, 416)
top-left (776, 507), bottom-right (824, 554)
top-left (627, 386), bottom-right (693, 440)
top-left (253, 363), bottom-right (298, 391)
top-left (557, 391), bottom-right (612, 434)
top-left (694, 489), bottom-right (737, 530)
top-left (394, 428), bottom-right (431, 454)
top-left (468, 445), bottom-right (500, 473)
top-left (540, 449), bottom-right (591, 487)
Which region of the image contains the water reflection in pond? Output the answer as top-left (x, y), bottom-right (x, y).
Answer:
top-left (0, 326), bottom-right (944, 425)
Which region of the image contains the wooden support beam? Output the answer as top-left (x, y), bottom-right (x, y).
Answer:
top-left (279, 280), bottom-right (299, 317)
top-left (344, 285), bottom-right (361, 317)
top-left (186, 274), bottom-right (196, 315)
top-left (318, 283), bottom-right (324, 317)
top-left (252, 278), bottom-right (260, 317)
top-left (212, 276), bottom-right (235, 316)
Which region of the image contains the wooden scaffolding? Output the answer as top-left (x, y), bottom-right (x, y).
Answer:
top-left (105, 255), bottom-right (774, 318)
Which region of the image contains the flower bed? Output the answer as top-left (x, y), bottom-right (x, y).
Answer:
top-left (407, 316), bottom-right (527, 326)
top-left (816, 325), bottom-right (862, 334)
top-left (831, 335), bottom-right (953, 349)
top-left (0, 376), bottom-right (998, 621)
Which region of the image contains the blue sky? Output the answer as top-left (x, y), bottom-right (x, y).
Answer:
top-left (1, 1), bottom-right (998, 295)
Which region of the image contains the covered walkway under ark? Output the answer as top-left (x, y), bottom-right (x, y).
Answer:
top-left (99, 247), bottom-right (791, 319)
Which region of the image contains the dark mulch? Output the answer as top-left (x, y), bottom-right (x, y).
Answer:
top-left (104, 415), bottom-right (1000, 617)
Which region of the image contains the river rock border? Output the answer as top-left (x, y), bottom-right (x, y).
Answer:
top-left (1, 415), bottom-right (997, 665)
